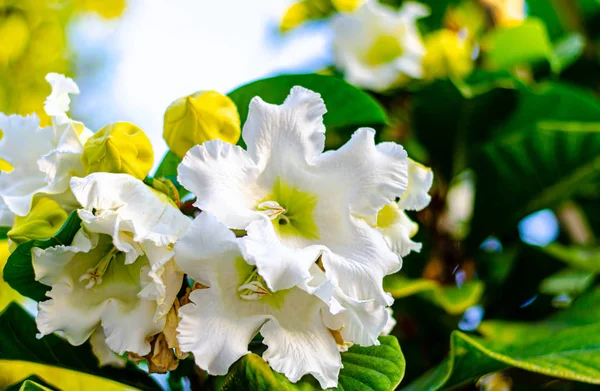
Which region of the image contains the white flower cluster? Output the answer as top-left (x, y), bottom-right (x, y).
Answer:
top-left (332, 0), bottom-right (429, 91)
top-left (0, 75), bottom-right (432, 388)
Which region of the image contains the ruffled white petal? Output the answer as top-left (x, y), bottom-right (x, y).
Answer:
top-left (316, 131), bottom-right (408, 218)
top-left (398, 159), bottom-right (433, 211)
top-left (0, 74), bottom-right (90, 216)
top-left (175, 213), bottom-right (341, 388)
top-left (380, 307), bottom-right (397, 336)
top-left (44, 73), bottom-right (79, 118)
top-left (378, 204), bottom-right (422, 257)
top-left (323, 288), bottom-right (388, 346)
top-left (35, 173), bottom-right (187, 356)
top-left (71, 173), bottom-right (190, 246)
top-left (0, 197), bottom-right (15, 227)
top-left (261, 297), bottom-right (341, 388)
top-left (37, 121), bottom-right (89, 196)
top-left (240, 218), bottom-right (323, 291)
top-left (177, 288), bottom-right (267, 375)
top-left (320, 216), bottom-right (400, 305)
top-left (242, 86), bottom-right (326, 171)
top-left (101, 297), bottom-right (163, 355)
top-left (174, 212), bottom-right (239, 286)
top-left (89, 327), bottom-right (127, 367)
top-left (35, 233), bottom-right (170, 355)
top-left (178, 140), bottom-right (263, 230)
top-left (0, 114), bottom-right (55, 216)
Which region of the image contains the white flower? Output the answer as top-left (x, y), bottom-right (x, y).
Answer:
top-left (439, 170), bottom-right (474, 239)
top-left (376, 158), bottom-right (433, 257)
top-left (0, 197), bottom-right (14, 227)
top-left (331, 0), bottom-right (429, 91)
top-left (178, 87), bottom-right (408, 310)
top-left (34, 173), bottom-right (190, 356)
top-left (0, 73), bottom-right (92, 216)
top-left (176, 212), bottom-right (342, 388)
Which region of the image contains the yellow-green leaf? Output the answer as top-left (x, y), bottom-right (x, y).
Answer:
top-left (384, 275), bottom-right (484, 315)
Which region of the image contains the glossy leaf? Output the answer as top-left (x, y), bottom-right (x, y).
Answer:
top-left (384, 275), bottom-right (484, 315)
top-left (0, 240), bottom-right (25, 312)
top-left (540, 243), bottom-right (600, 273)
top-left (220, 336), bottom-right (405, 391)
top-left (0, 303), bottom-right (160, 391)
top-left (470, 83), bottom-right (600, 244)
top-left (3, 211), bottom-right (82, 302)
top-left (484, 18), bottom-right (553, 70)
top-left (6, 377), bottom-right (54, 391)
top-left (411, 72), bottom-right (518, 180)
top-left (403, 287), bottom-right (600, 390)
top-left (153, 150), bottom-right (189, 199)
top-left (539, 268), bottom-right (595, 295)
top-left (228, 74), bottom-right (387, 139)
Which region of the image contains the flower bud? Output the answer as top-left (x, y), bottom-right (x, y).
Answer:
top-left (163, 91), bottom-right (240, 159)
top-left (7, 197), bottom-right (68, 249)
top-left (422, 30), bottom-right (474, 80)
top-left (281, 2), bottom-right (310, 32)
top-left (82, 122), bottom-right (154, 179)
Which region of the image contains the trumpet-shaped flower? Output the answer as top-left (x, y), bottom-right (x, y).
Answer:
top-left (34, 173), bottom-right (190, 356)
top-left (376, 159), bottom-right (433, 257)
top-left (331, 0), bottom-right (429, 91)
top-left (176, 212), bottom-right (343, 388)
top-left (178, 87), bottom-right (407, 309)
top-left (0, 73), bottom-right (92, 216)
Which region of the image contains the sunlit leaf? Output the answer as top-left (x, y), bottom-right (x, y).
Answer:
top-left (484, 18), bottom-right (553, 70)
top-left (403, 287), bottom-right (600, 390)
top-left (220, 336), bottom-right (405, 391)
top-left (3, 211), bottom-right (81, 302)
top-left (540, 243), bottom-right (600, 273)
top-left (0, 303), bottom-right (160, 391)
top-left (384, 275), bottom-right (484, 315)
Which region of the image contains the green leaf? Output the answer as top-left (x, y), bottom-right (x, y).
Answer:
top-left (154, 150), bottom-right (182, 179)
top-left (220, 354), bottom-right (297, 391)
top-left (411, 71), bottom-right (518, 180)
top-left (0, 226), bottom-right (10, 240)
top-left (0, 302), bottom-right (160, 391)
top-left (526, 0), bottom-right (565, 40)
top-left (153, 150), bottom-right (189, 199)
top-left (470, 83), bottom-right (600, 243)
top-left (540, 243), bottom-right (600, 273)
top-left (228, 74), bottom-right (387, 147)
top-left (403, 287), bottom-right (600, 390)
top-left (538, 268), bottom-right (595, 295)
top-left (384, 275), bottom-right (484, 315)
top-left (220, 336), bottom-right (405, 391)
top-left (4, 211), bottom-right (82, 302)
top-left (484, 18), bottom-right (554, 70)
top-left (6, 376), bottom-right (55, 391)
top-left (403, 324), bottom-right (600, 390)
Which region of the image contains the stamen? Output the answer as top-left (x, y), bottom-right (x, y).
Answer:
top-left (238, 268), bottom-right (271, 300)
top-left (79, 247), bottom-right (119, 289)
top-left (257, 200), bottom-right (286, 220)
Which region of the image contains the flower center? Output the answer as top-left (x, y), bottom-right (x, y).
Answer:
top-left (79, 246), bottom-right (120, 289)
top-left (257, 177), bottom-right (319, 240)
top-left (365, 34), bottom-right (404, 66)
top-left (238, 268), bottom-right (271, 301)
top-left (376, 203), bottom-right (401, 228)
